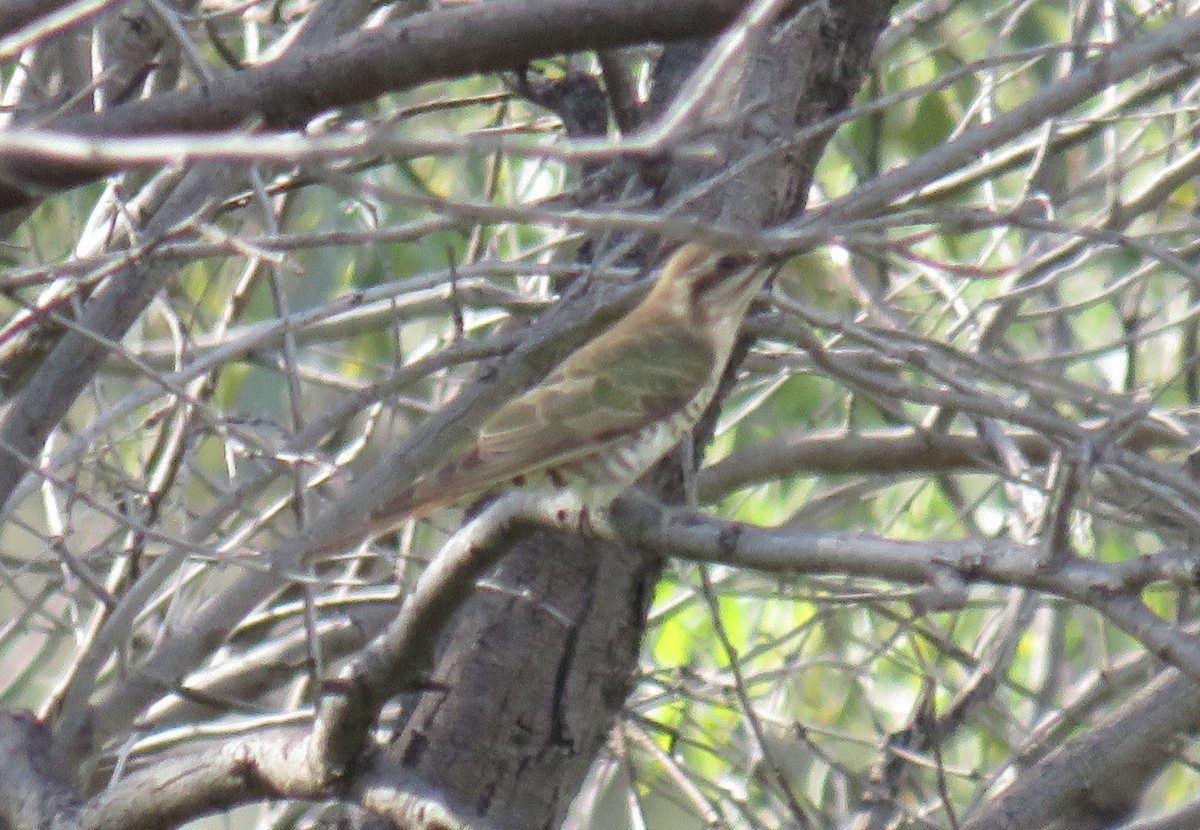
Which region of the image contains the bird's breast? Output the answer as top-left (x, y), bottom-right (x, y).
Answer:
top-left (557, 385), bottom-right (715, 498)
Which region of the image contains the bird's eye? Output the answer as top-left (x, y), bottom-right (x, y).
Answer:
top-left (716, 253), bottom-right (752, 273)
top-left (690, 252), bottom-right (752, 295)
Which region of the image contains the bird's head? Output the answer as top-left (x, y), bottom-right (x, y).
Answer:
top-left (645, 243), bottom-right (765, 329)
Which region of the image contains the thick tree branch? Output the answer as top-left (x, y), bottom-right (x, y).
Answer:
top-left (964, 667), bottom-right (1200, 830)
top-left (84, 726), bottom-right (325, 830)
top-left (0, 0), bottom-right (751, 215)
top-left (697, 422), bottom-right (1185, 501)
top-left (610, 492), bottom-right (1200, 681)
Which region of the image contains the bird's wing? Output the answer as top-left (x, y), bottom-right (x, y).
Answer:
top-left (422, 323), bottom-right (716, 502)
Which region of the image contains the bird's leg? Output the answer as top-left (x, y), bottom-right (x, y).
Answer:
top-left (574, 502), bottom-right (617, 542)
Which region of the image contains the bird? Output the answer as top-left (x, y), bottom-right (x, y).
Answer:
top-left (346, 242), bottom-right (767, 544)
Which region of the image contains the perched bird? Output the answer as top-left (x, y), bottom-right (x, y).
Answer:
top-left (351, 242), bottom-right (767, 541)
